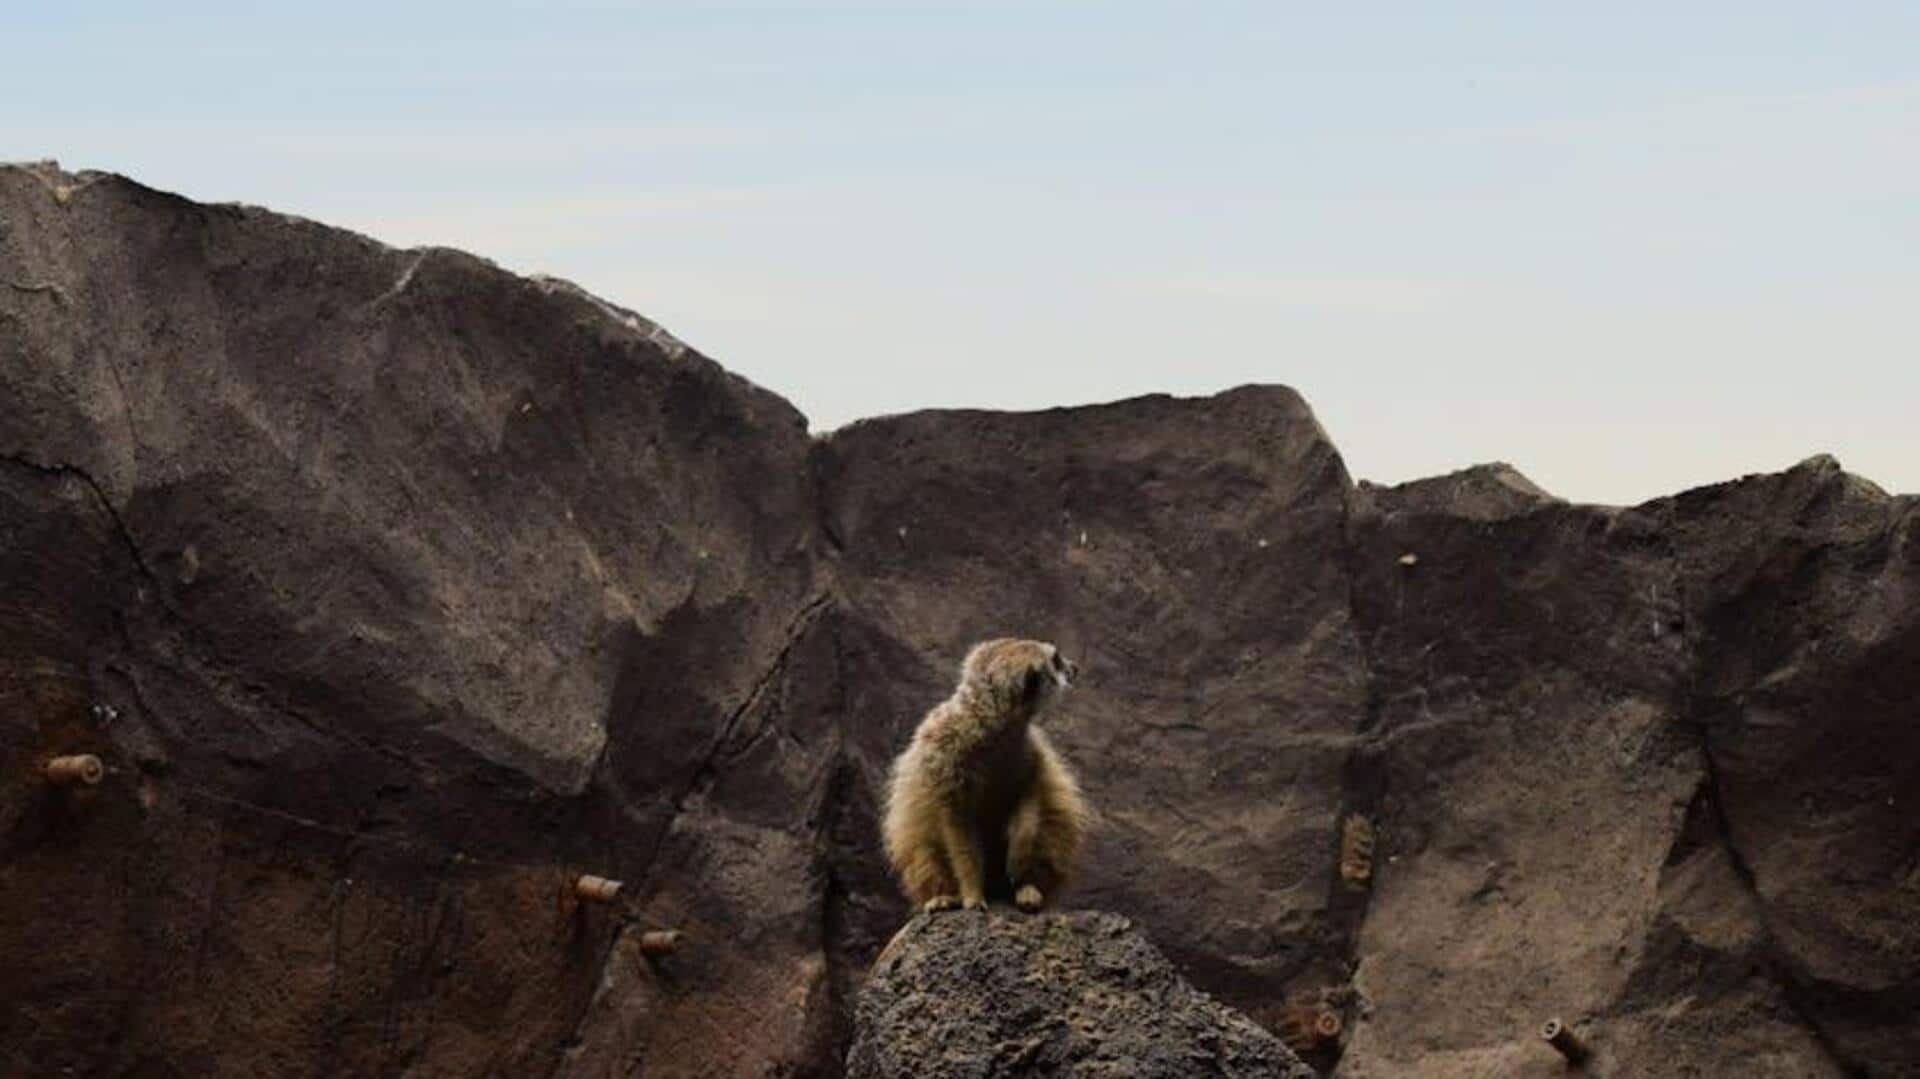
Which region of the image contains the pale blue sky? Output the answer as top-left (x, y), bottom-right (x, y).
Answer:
top-left (9, 3), bottom-right (1918, 502)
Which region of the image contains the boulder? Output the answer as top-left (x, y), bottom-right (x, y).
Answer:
top-left (847, 910), bottom-right (1316, 1078)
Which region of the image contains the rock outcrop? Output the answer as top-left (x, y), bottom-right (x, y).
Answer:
top-left (3, 164), bottom-right (1916, 1076)
top-left (847, 911), bottom-right (1316, 1078)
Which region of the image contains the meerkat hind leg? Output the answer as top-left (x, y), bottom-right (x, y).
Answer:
top-left (938, 811), bottom-right (987, 910)
top-left (1006, 791), bottom-right (1050, 912)
top-left (897, 834), bottom-right (960, 913)
top-left (1007, 770), bottom-right (1080, 912)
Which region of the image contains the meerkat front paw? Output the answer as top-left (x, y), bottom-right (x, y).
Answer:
top-left (961, 894), bottom-right (987, 911)
top-left (1014, 884), bottom-right (1044, 912)
top-left (923, 895), bottom-right (962, 913)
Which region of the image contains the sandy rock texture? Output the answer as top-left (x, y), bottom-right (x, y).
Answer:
top-left (3, 164), bottom-right (1916, 1076)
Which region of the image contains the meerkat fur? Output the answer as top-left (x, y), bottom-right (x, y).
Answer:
top-left (883, 638), bottom-right (1089, 913)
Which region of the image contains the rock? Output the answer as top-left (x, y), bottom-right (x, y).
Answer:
top-left (1340, 473), bottom-right (1797, 1077)
top-left (1337, 457), bottom-right (1920, 1077)
top-left (1356, 461), bottom-right (1558, 521)
top-left (3, 163), bottom-right (1917, 1076)
top-left (1665, 456), bottom-right (1920, 1071)
top-left (846, 910), bottom-right (1316, 1079)
top-left (0, 163), bottom-right (817, 796)
top-left (0, 162), bottom-right (829, 1078)
top-left (817, 387), bottom-right (1370, 1037)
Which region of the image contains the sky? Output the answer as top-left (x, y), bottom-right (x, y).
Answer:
top-left (7, 2), bottom-right (1918, 503)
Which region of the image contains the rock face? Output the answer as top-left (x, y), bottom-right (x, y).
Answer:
top-left (847, 911), bottom-right (1316, 1078)
top-left (3, 164), bottom-right (1917, 1077)
top-left (816, 388), bottom-right (1368, 1023)
top-left (1, 163), bottom-right (827, 1078)
top-left (1338, 460), bottom-right (1920, 1078)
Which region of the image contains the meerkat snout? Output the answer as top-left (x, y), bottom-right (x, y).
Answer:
top-left (1023, 645), bottom-right (1078, 713)
top-left (1047, 648), bottom-right (1079, 688)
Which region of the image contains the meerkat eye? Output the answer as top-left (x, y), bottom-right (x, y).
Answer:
top-left (1050, 653), bottom-right (1064, 669)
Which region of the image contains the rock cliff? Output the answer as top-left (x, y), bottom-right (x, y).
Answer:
top-left (3, 164), bottom-right (1915, 1076)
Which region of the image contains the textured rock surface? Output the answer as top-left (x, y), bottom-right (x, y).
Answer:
top-left (4, 164), bottom-right (1917, 1076)
top-left (847, 911), bottom-right (1316, 1078)
top-left (816, 389), bottom-right (1369, 1033)
top-left (1, 163), bottom-right (829, 1078)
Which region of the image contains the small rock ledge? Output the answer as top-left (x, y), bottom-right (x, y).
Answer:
top-left (847, 910), bottom-right (1315, 1078)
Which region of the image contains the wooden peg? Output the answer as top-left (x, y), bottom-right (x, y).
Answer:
top-left (1541, 1017), bottom-right (1589, 1064)
top-left (574, 875), bottom-right (623, 902)
top-left (1339, 814), bottom-right (1376, 892)
top-left (45, 754), bottom-right (104, 786)
top-left (1278, 997), bottom-right (1344, 1051)
top-left (639, 930), bottom-right (682, 956)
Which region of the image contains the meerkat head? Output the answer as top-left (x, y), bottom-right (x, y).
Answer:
top-left (958, 638), bottom-right (1079, 718)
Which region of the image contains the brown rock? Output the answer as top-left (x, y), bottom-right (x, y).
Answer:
top-left (816, 387), bottom-right (1370, 1036)
top-left (4, 164), bottom-right (1916, 1076)
top-left (1, 162), bottom-right (827, 1077)
top-left (846, 910), bottom-right (1316, 1078)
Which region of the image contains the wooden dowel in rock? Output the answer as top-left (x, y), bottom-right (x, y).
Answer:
top-left (639, 930), bottom-right (682, 956)
top-left (1541, 1017), bottom-right (1589, 1064)
top-left (44, 754), bottom-right (104, 786)
top-left (574, 875), bottom-right (623, 902)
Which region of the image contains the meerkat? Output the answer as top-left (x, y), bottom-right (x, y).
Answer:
top-left (882, 638), bottom-right (1089, 913)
